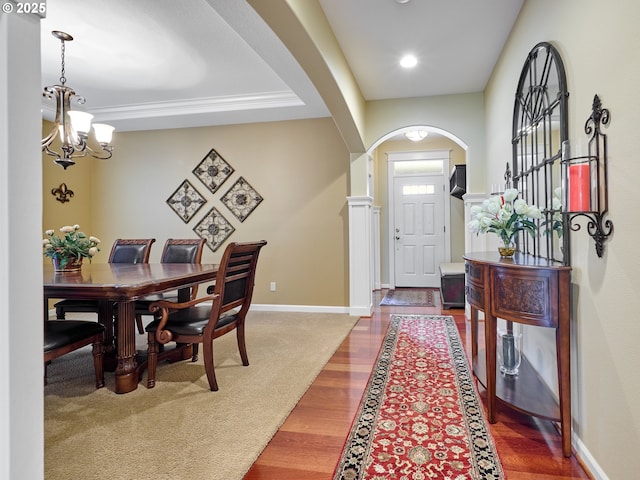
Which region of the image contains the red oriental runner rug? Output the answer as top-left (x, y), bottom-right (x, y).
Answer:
top-left (333, 314), bottom-right (505, 480)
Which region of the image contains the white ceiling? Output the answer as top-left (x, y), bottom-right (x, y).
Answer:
top-left (40, 0), bottom-right (523, 134)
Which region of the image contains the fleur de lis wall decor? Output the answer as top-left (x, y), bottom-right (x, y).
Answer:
top-left (52, 183), bottom-right (74, 203)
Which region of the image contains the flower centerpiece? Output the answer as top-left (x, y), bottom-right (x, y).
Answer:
top-left (43, 225), bottom-right (101, 271)
top-left (468, 188), bottom-right (542, 256)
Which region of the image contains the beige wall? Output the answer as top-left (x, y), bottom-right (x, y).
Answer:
top-left (42, 120), bottom-right (95, 261)
top-left (486, 0), bottom-right (640, 477)
top-left (366, 93), bottom-right (485, 191)
top-left (43, 117), bottom-right (351, 308)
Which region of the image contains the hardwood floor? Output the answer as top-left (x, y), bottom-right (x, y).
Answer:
top-left (243, 291), bottom-right (592, 479)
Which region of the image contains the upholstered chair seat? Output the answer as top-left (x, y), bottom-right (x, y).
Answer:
top-left (44, 320), bottom-right (106, 388)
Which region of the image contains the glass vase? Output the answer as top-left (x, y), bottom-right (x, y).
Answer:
top-left (498, 237), bottom-right (515, 257)
top-left (497, 322), bottom-right (522, 375)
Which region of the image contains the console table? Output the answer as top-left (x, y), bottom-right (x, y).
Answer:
top-left (463, 251), bottom-right (572, 457)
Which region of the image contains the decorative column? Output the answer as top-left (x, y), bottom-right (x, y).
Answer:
top-left (463, 192), bottom-right (488, 253)
top-left (348, 196), bottom-right (374, 316)
top-left (373, 206), bottom-right (381, 290)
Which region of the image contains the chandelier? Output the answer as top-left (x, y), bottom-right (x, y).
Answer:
top-left (41, 31), bottom-right (114, 169)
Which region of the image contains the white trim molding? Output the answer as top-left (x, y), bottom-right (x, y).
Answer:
top-left (373, 206), bottom-right (381, 290)
top-left (251, 304), bottom-right (350, 314)
top-left (347, 196), bottom-right (374, 317)
top-left (463, 192), bottom-right (488, 254)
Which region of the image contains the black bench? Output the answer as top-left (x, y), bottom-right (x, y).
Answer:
top-left (439, 263), bottom-right (465, 309)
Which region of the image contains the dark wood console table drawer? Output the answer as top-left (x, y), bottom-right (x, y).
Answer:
top-left (465, 282), bottom-right (484, 309)
top-left (490, 266), bottom-right (560, 328)
top-left (465, 260), bottom-right (484, 285)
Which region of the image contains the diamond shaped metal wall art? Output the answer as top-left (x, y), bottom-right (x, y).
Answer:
top-left (221, 176), bottom-right (263, 222)
top-left (193, 148), bottom-right (234, 194)
top-left (193, 206), bottom-right (235, 252)
top-left (166, 179), bottom-right (207, 223)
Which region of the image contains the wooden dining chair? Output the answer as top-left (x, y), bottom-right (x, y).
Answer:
top-left (145, 240), bottom-right (267, 391)
top-left (44, 320), bottom-right (106, 388)
top-left (53, 238), bottom-right (156, 320)
top-left (133, 238), bottom-right (207, 334)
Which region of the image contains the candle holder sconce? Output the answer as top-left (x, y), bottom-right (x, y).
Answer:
top-left (562, 94), bottom-right (613, 257)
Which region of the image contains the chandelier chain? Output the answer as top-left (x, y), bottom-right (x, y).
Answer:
top-left (59, 38), bottom-right (66, 85)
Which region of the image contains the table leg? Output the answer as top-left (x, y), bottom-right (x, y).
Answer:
top-left (470, 305), bottom-right (478, 361)
top-left (177, 286), bottom-right (191, 302)
top-left (485, 311), bottom-right (497, 423)
top-left (176, 287), bottom-right (194, 359)
top-left (114, 301), bottom-right (139, 394)
top-left (557, 274), bottom-right (572, 457)
top-left (97, 300), bottom-right (116, 371)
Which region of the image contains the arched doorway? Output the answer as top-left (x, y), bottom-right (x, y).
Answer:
top-left (367, 126), bottom-right (469, 289)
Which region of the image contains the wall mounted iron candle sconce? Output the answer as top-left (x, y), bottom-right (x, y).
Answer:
top-left (562, 95), bottom-right (613, 257)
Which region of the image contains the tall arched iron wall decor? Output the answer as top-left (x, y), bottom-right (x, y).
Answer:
top-left (512, 41), bottom-right (569, 265)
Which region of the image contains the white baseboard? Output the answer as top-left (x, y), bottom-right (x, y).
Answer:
top-left (250, 304), bottom-right (351, 314)
top-left (573, 435), bottom-right (608, 480)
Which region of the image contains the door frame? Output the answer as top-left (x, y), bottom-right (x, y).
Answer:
top-left (387, 150), bottom-right (451, 289)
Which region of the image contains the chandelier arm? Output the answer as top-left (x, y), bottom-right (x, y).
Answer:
top-left (84, 145), bottom-right (114, 160)
top-left (41, 122), bottom-right (60, 149)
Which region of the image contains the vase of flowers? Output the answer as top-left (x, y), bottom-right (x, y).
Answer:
top-left (468, 188), bottom-right (542, 257)
top-left (43, 225), bottom-right (101, 272)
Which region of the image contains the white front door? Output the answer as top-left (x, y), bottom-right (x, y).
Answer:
top-left (393, 175), bottom-right (446, 287)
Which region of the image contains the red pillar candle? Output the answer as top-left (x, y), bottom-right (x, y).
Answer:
top-left (569, 164), bottom-right (590, 211)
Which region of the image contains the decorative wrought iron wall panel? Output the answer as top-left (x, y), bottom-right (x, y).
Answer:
top-left (165, 148), bottom-right (264, 251)
top-left (221, 176), bottom-right (264, 222)
top-left (193, 148), bottom-right (234, 194)
top-left (192, 207), bottom-right (236, 252)
top-left (166, 179), bottom-right (207, 223)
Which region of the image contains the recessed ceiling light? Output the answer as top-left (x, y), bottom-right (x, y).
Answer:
top-left (400, 54), bottom-right (418, 69)
top-left (396, 0), bottom-right (411, 4)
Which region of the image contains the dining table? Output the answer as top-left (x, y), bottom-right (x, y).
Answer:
top-left (43, 262), bottom-right (219, 394)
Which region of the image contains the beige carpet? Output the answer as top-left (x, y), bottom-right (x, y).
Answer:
top-left (45, 310), bottom-right (359, 480)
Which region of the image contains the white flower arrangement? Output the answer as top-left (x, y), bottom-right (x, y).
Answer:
top-left (468, 188), bottom-right (543, 247)
top-left (43, 225), bottom-right (101, 267)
